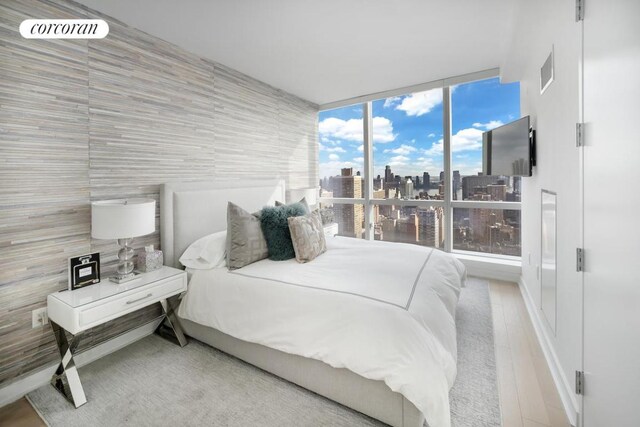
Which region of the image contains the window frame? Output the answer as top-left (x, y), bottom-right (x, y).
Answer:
top-left (318, 69), bottom-right (521, 259)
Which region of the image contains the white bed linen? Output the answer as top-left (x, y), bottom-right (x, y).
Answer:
top-left (178, 237), bottom-right (466, 427)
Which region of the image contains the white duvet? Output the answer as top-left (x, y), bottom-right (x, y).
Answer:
top-left (177, 236), bottom-right (466, 427)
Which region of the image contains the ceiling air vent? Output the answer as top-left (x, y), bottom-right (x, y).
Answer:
top-left (540, 47), bottom-right (554, 94)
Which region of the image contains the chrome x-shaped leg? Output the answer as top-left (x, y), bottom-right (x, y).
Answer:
top-left (50, 321), bottom-right (87, 408)
top-left (155, 295), bottom-right (188, 347)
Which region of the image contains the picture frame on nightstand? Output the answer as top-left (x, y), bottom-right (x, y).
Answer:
top-left (68, 253), bottom-right (101, 291)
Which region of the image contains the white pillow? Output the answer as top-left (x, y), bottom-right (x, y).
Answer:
top-left (179, 230), bottom-right (227, 270)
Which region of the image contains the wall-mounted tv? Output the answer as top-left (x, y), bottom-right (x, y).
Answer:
top-left (482, 116), bottom-right (535, 177)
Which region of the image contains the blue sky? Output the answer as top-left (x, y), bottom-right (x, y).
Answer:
top-left (318, 77), bottom-right (520, 180)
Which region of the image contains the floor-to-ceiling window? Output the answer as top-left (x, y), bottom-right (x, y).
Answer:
top-left (318, 75), bottom-right (521, 258)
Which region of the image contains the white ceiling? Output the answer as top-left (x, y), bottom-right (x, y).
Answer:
top-left (77, 0), bottom-right (511, 106)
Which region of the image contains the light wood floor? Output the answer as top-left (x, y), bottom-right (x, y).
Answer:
top-left (0, 398), bottom-right (45, 427)
top-left (0, 280), bottom-right (570, 427)
top-left (490, 280), bottom-right (571, 427)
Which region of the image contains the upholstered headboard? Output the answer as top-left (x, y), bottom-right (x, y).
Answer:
top-left (160, 179), bottom-right (286, 268)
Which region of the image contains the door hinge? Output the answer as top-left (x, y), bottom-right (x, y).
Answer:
top-left (575, 370), bottom-right (584, 395)
top-left (576, 123), bottom-right (584, 147)
top-left (576, 0), bottom-right (584, 22)
top-left (576, 248), bottom-right (584, 272)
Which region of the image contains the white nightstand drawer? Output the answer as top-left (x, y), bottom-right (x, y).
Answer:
top-left (79, 275), bottom-right (184, 328)
top-left (323, 222), bottom-right (338, 238)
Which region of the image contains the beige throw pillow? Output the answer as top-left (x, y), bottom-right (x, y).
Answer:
top-left (287, 210), bottom-right (327, 263)
top-left (226, 202), bottom-right (269, 269)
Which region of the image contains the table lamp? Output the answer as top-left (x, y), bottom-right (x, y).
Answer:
top-left (91, 198), bottom-right (156, 283)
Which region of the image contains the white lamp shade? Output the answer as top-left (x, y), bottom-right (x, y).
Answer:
top-left (286, 187), bottom-right (319, 208)
top-left (91, 198), bottom-right (156, 239)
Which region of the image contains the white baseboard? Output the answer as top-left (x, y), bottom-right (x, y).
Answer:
top-left (455, 253), bottom-right (521, 283)
top-left (0, 320), bottom-right (161, 408)
top-left (517, 276), bottom-right (580, 426)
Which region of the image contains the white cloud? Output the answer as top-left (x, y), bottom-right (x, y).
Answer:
top-left (451, 161), bottom-right (483, 176)
top-left (472, 120), bottom-right (504, 130)
top-left (318, 116), bottom-right (395, 143)
top-left (326, 146), bottom-right (346, 153)
top-left (318, 143), bottom-right (346, 153)
top-left (388, 155), bottom-right (410, 166)
top-left (428, 133), bottom-right (436, 138)
top-left (383, 96), bottom-right (401, 108)
top-left (395, 90), bottom-right (442, 117)
top-left (424, 127), bottom-right (485, 156)
top-left (353, 157), bottom-right (364, 163)
top-left (328, 153), bottom-right (340, 161)
top-left (383, 144), bottom-right (417, 155)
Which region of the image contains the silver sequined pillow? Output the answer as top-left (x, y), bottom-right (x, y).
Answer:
top-left (287, 210), bottom-right (327, 263)
top-left (226, 202), bottom-right (269, 269)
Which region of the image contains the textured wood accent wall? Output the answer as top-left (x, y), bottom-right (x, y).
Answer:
top-left (0, 0), bottom-right (318, 386)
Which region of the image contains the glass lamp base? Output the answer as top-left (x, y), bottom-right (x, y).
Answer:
top-left (109, 272), bottom-right (142, 284)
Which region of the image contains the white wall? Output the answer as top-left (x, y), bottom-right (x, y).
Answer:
top-left (501, 0), bottom-right (583, 423)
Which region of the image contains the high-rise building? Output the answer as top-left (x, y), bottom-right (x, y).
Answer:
top-left (468, 193), bottom-right (504, 244)
top-left (373, 175), bottom-right (383, 191)
top-left (417, 206), bottom-right (444, 248)
top-left (423, 172), bottom-right (430, 190)
top-left (461, 174), bottom-right (507, 199)
top-left (331, 168), bottom-right (364, 238)
top-left (395, 214), bottom-right (419, 243)
top-left (401, 178), bottom-right (414, 199)
top-left (487, 184), bottom-right (507, 201)
top-left (384, 165), bottom-right (392, 184)
top-left (381, 217), bottom-right (397, 241)
top-left (453, 170), bottom-right (461, 200)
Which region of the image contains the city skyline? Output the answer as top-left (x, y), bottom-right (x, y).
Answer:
top-left (319, 166), bottom-right (521, 256)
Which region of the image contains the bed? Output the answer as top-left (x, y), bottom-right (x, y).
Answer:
top-left (160, 179), bottom-right (466, 427)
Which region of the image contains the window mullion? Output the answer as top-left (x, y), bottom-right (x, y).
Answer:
top-left (363, 101), bottom-right (374, 240)
top-left (443, 87), bottom-right (453, 252)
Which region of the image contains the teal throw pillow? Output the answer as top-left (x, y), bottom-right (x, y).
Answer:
top-left (260, 203), bottom-right (307, 260)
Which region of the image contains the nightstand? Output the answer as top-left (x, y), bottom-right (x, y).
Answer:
top-left (46, 266), bottom-right (187, 408)
top-left (323, 222), bottom-right (339, 238)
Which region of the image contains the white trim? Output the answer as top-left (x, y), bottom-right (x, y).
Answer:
top-left (369, 198), bottom-right (445, 207)
top-left (518, 276), bottom-right (580, 426)
top-left (450, 200), bottom-right (521, 210)
top-left (319, 197), bottom-right (366, 205)
top-left (455, 253), bottom-right (521, 283)
top-left (452, 249), bottom-right (521, 262)
top-left (0, 320), bottom-right (160, 407)
top-left (319, 68), bottom-right (500, 111)
top-left (319, 197), bottom-right (447, 208)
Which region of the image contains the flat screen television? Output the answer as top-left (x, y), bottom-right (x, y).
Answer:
top-left (482, 116), bottom-right (535, 177)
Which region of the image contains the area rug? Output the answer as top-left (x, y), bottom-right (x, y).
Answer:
top-left (28, 277), bottom-right (500, 426)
